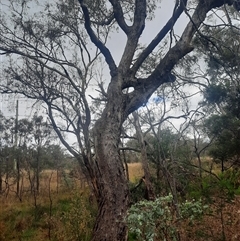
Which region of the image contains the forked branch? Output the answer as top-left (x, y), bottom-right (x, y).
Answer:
top-left (130, 0), bottom-right (188, 75)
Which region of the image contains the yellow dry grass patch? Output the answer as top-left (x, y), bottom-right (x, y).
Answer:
top-left (128, 162), bottom-right (144, 182)
top-left (1, 163), bottom-right (142, 202)
top-left (192, 156), bottom-right (223, 175)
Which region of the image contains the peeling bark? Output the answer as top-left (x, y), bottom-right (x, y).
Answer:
top-left (91, 86), bottom-right (129, 241)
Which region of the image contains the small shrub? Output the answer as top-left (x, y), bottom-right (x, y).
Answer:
top-left (180, 199), bottom-right (208, 222)
top-left (54, 192), bottom-right (96, 241)
top-left (218, 170), bottom-right (240, 200)
top-left (127, 194), bottom-right (208, 241)
top-left (127, 194), bottom-right (177, 241)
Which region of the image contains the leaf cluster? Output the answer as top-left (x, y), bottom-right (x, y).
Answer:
top-left (127, 194), bottom-right (208, 241)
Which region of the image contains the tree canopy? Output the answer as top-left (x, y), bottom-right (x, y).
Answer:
top-left (0, 0), bottom-right (240, 240)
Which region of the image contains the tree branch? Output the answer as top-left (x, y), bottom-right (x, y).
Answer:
top-left (109, 0), bottom-right (130, 34)
top-left (118, 0), bottom-right (147, 74)
top-left (47, 104), bottom-right (80, 158)
top-left (130, 0), bottom-right (187, 76)
top-left (125, 0), bottom-right (230, 116)
top-left (78, 0), bottom-right (117, 77)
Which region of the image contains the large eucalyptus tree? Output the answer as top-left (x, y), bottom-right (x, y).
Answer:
top-left (0, 0), bottom-right (239, 240)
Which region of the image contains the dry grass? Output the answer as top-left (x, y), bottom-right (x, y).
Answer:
top-left (191, 156), bottom-right (226, 175)
top-left (1, 169), bottom-right (85, 197)
top-left (128, 162), bottom-right (144, 182)
top-left (0, 163), bottom-right (141, 204)
top-left (0, 169), bottom-right (93, 241)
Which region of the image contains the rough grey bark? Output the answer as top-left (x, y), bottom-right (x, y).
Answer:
top-left (88, 79), bottom-right (129, 240)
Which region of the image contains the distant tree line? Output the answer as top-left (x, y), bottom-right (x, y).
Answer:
top-left (0, 112), bottom-right (73, 198)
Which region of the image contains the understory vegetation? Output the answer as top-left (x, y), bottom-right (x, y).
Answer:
top-left (0, 161), bottom-right (240, 241)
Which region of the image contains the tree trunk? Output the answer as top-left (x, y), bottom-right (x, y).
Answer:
top-left (91, 87), bottom-right (129, 241)
top-left (36, 157), bottom-right (40, 194)
top-left (16, 157), bottom-right (21, 200)
top-left (132, 112), bottom-right (155, 200)
top-left (0, 158), bottom-right (2, 193)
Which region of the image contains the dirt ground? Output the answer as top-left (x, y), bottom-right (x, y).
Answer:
top-left (179, 196), bottom-right (240, 241)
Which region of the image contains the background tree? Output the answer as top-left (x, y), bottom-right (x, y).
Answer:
top-left (0, 111), bottom-right (16, 195)
top-left (194, 24), bottom-right (240, 171)
top-left (132, 111), bottom-right (156, 201)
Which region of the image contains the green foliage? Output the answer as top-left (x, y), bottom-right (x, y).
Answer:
top-left (20, 228), bottom-right (36, 240)
top-left (205, 114), bottom-right (240, 166)
top-left (218, 170), bottom-right (240, 199)
top-left (197, 24), bottom-right (240, 170)
top-left (187, 170), bottom-right (240, 203)
top-left (129, 181), bottom-right (147, 204)
top-left (194, 25), bottom-right (240, 76)
top-left (148, 128), bottom-right (177, 161)
top-left (0, 205), bottom-right (36, 240)
top-left (127, 194), bottom-right (207, 241)
top-left (204, 84), bottom-right (227, 105)
top-left (180, 199), bottom-right (208, 222)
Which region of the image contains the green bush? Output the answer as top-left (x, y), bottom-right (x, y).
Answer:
top-left (187, 170), bottom-right (240, 203)
top-left (127, 194), bottom-right (208, 241)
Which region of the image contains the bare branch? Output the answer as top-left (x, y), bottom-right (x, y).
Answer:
top-left (130, 0), bottom-right (187, 76)
top-left (78, 0), bottom-right (117, 77)
top-left (118, 0), bottom-right (147, 73)
top-left (109, 0), bottom-right (130, 34)
top-left (47, 104), bottom-right (79, 158)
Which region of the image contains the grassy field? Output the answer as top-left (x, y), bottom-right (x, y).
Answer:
top-left (0, 164), bottom-right (144, 241)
